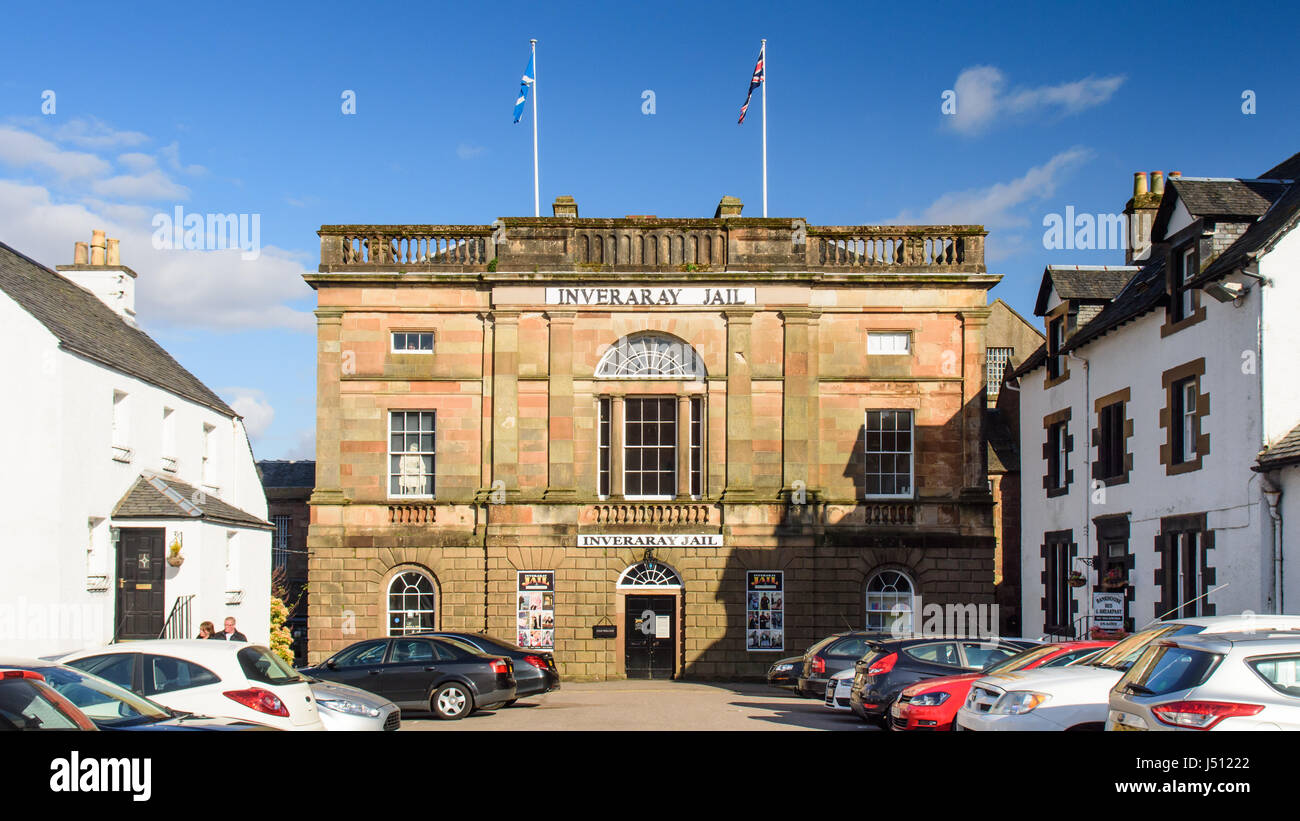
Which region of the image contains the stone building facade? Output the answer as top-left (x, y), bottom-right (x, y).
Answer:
top-left (305, 198), bottom-right (1001, 680)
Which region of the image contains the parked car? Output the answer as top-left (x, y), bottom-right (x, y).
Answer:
top-left (848, 636), bottom-right (1041, 725)
top-left (61, 640), bottom-right (324, 731)
top-left (3, 658), bottom-right (273, 731)
top-left (956, 615), bottom-right (1300, 731)
top-left (306, 676), bottom-right (400, 731)
top-left (1109, 630), bottom-right (1300, 731)
top-left (416, 631), bottom-right (559, 703)
top-left (824, 668), bottom-right (856, 712)
top-left (300, 635), bottom-right (516, 720)
top-left (766, 656), bottom-right (803, 690)
top-left (796, 632), bottom-right (889, 698)
top-left (890, 641), bottom-right (1112, 730)
top-left (0, 668), bottom-right (98, 731)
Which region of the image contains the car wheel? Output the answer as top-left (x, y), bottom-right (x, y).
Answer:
top-left (431, 683), bottom-right (474, 720)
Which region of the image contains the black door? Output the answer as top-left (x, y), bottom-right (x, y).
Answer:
top-left (116, 528), bottom-right (165, 640)
top-left (626, 596), bottom-right (675, 679)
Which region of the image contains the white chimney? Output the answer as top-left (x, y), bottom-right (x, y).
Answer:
top-left (57, 229), bottom-right (138, 326)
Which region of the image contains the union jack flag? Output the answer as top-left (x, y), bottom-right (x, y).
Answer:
top-left (738, 45), bottom-right (764, 124)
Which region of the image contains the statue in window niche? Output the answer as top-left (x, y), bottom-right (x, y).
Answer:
top-left (399, 443), bottom-right (427, 495)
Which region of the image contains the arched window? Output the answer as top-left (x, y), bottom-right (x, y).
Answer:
top-left (595, 334), bottom-right (706, 380)
top-left (865, 569), bottom-right (916, 635)
top-left (387, 570), bottom-right (436, 635)
top-left (617, 561), bottom-right (683, 590)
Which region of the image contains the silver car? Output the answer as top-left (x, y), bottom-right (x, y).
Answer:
top-left (1108, 630), bottom-right (1300, 731)
top-left (307, 677), bottom-right (400, 731)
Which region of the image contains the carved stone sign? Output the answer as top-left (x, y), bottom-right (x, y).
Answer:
top-left (577, 534), bottom-right (723, 548)
top-left (545, 287), bottom-right (755, 306)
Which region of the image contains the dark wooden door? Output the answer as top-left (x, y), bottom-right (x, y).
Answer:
top-left (116, 528), bottom-right (165, 640)
top-left (625, 596), bottom-right (675, 679)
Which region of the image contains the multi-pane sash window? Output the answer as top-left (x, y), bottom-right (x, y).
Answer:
top-left (867, 332), bottom-right (910, 355)
top-left (1167, 530), bottom-right (1205, 618)
top-left (1097, 402), bottom-right (1125, 479)
top-left (390, 411), bottom-right (436, 497)
top-left (864, 410), bottom-right (913, 498)
top-left (1172, 378), bottom-right (1197, 464)
top-left (272, 515), bottom-right (291, 570)
top-left (986, 347), bottom-right (1014, 399)
top-left (1048, 421), bottom-right (1069, 490)
top-left (690, 397), bottom-right (703, 498)
top-left (388, 571), bottom-right (436, 635)
top-left (391, 332), bottom-right (434, 353)
top-left (1177, 248), bottom-right (1196, 320)
top-left (624, 398), bottom-right (676, 498)
top-left (598, 398), bottom-right (611, 497)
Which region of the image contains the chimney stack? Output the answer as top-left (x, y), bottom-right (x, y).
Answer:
top-left (1124, 170), bottom-right (1165, 265)
top-left (57, 229), bottom-right (138, 325)
top-left (714, 195), bottom-right (743, 218)
top-left (551, 195), bottom-right (578, 218)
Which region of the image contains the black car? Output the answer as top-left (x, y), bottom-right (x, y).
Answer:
top-left (301, 636), bottom-right (516, 720)
top-left (1, 660), bottom-right (270, 731)
top-left (766, 656), bottom-right (803, 689)
top-left (416, 632), bottom-right (560, 703)
top-left (796, 632), bottom-right (890, 698)
top-left (848, 636), bottom-right (1040, 725)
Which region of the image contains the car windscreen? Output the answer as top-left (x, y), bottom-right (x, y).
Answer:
top-left (1117, 644), bottom-right (1222, 696)
top-left (237, 647), bottom-right (305, 685)
top-left (804, 635), bottom-right (842, 658)
top-left (0, 680), bottom-right (84, 731)
top-left (984, 644), bottom-right (1059, 674)
top-left (34, 665), bottom-right (171, 727)
top-left (1087, 625), bottom-right (1200, 670)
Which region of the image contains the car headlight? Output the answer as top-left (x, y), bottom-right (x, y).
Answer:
top-left (989, 691), bottom-right (1050, 715)
top-left (317, 698), bottom-right (381, 718)
top-left (909, 692), bottom-right (951, 707)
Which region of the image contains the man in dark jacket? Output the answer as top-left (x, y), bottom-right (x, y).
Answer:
top-left (210, 617), bottom-right (248, 642)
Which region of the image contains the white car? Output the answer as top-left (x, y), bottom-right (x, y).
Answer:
top-left (308, 677), bottom-right (400, 731)
top-left (824, 668), bottom-right (854, 712)
top-left (60, 640), bottom-right (324, 731)
top-left (956, 615), bottom-right (1300, 731)
top-left (1108, 630), bottom-right (1300, 731)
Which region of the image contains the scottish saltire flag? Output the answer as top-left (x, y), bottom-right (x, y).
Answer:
top-left (737, 44), bottom-right (764, 124)
top-left (513, 51), bottom-right (535, 123)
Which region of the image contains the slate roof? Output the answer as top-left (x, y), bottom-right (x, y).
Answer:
top-left (1034, 266), bottom-right (1138, 315)
top-left (1063, 257), bottom-right (1168, 352)
top-left (1258, 423), bottom-right (1300, 470)
top-left (1168, 178), bottom-right (1287, 219)
top-left (112, 473), bottom-right (272, 529)
top-left (257, 460), bottom-right (316, 488)
top-left (0, 241), bottom-right (235, 416)
top-left (1261, 150), bottom-right (1300, 182)
top-left (1195, 180), bottom-right (1300, 286)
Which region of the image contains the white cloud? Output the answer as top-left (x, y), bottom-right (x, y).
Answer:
top-left (0, 126), bottom-right (110, 178)
top-left (160, 142), bottom-right (206, 175)
top-left (222, 388), bottom-right (275, 440)
top-left (946, 66), bottom-right (1124, 135)
top-left (92, 169), bottom-right (190, 201)
top-left (285, 427), bottom-right (316, 460)
top-left (457, 143), bottom-right (486, 160)
top-left (117, 152), bottom-right (158, 173)
top-left (0, 178), bottom-right (313, 331)
top-left (53, 117), bottom-right (149, 150)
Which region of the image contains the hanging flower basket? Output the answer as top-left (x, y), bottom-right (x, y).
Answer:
top-left (167, 533), bottom-right (184, 567)
top-left (1067, 571), bottom-right (1087, 588)
top-left (166, 553), bottom-right (185, 567)
top-left (1101, 568), bottom-right (1128, 590)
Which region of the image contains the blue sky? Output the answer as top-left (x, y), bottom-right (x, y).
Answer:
top-left (2, 0), bottom-right (1296, 459)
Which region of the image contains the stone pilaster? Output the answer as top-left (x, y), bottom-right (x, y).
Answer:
top-left (960, 308), bottom-right (992, 493)
top-left (491, 311), bottom-right (521, 499)
top-left (545, 311), bottom-right (577, 499)
top-left (780, 309), bottom-right (820, 498)
top-left (676, 394), bottom-right (692, 498)
top-left (610, 395), bottom-right (625, 499)
top-left (309, 308), bottom-right (347, 505)
top-left (722, 309), bottom-right (754, 500)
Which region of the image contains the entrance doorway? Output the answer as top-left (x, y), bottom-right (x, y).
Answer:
top-left (625, 595), bottom-right (676, 679)
top-left (116, 528), bottom-right (165, 640)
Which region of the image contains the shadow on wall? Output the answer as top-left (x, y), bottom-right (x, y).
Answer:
top-left (684, 398), bottom-right (994, 680)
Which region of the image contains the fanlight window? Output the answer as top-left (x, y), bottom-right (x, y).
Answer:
top-left (617, 561), bottom-right (683, 588)
top-left (596, 335), bottom-right (706, 380)
top-left (388, 570), bottom-right (436, 635)
top-left (865, 569), bottom-right (916, 635)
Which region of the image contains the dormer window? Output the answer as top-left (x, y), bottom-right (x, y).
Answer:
top-left (1163, 242), bottom-right (1205, 336)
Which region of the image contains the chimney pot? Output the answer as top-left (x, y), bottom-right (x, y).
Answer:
top-left (106, 238), bottom-right (120, 266)
top-left (1169, 171), bottom-right (1181, 179)
top-left (74, 242), bottom-right (88, 265)
top-left (1151, 171), bottom-right (1165, 195)
top-left (90, 229), bottom-right (106, 266)
top-left (1133, 172), bottom-right (1149, 197)
top-left (551, 195), bottom-right (578, 218)
top-left (715, 195), bottom-right (743, 218)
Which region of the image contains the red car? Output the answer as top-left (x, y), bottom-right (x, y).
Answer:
top-left (890, 641), bottom-right (1114, 731)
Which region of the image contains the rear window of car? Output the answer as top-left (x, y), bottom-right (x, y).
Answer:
top-left (431, 637), bottom-right (478, 660)
top-left (145, 655), bottom-right (220, 695)
top-left (237, 647), bottom-right (305, 685)
top-left (826, 636), bottom-right (873, 658)
top-left (1119, 644), bottom-right (1221, 696)
top-left (66, 653), bottom-right (135, 690)
top-left (1248, 655), bottom-right (1300, 699)
top-left (903, 642), bottom-right (960, 667)
top-left (805, 635), bottom-right (842, 658)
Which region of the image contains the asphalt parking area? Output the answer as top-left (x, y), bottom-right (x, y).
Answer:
top-left (400, 680), bottom-right (882, 731)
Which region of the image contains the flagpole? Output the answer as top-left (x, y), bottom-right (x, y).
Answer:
top-left (531, 38), bottom-right (539, 218)
top-left (761, 38), bottom-right (767, 218)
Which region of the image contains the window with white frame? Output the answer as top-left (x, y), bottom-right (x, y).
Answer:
top-left (161, 407), bottom-right (176, 471)
top-left (864, 410), bottom-right (913, 498)
top-left (225, 531), bottom-right (239, 589)
top-left (598, 397), bottom-right (611, 498)
top-left (111, 391), bottom-right (130, 459)
top-left (690, 396), bottom-right (703, 498)
top-left (865, 570), bottom-right (916, 634)
top-left (272, 515), bottom-right (291, 571)
top-left (388, 571), bottom-right (436, 635)
top-left (1179, 247), bottom-right (1196, 320)
top-left (1176, 379), bottom-right (1198, 463)
top-left (389, 411), bottom-right (436, 497)
top-left (867, 332), bottom-right (911, 356)
top-left (1169, 530), bottom-right (1205, 618)
top-left (595, 334), bottom-right (706, 379)
top-left (623, 397), bottom-right (676, 498)
top-left (986, 347), bottom-right (1014, 398)
top-left (391, 332), bottom-right (434, 354)
top-left (201, 423), bottom-right (218, 490)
